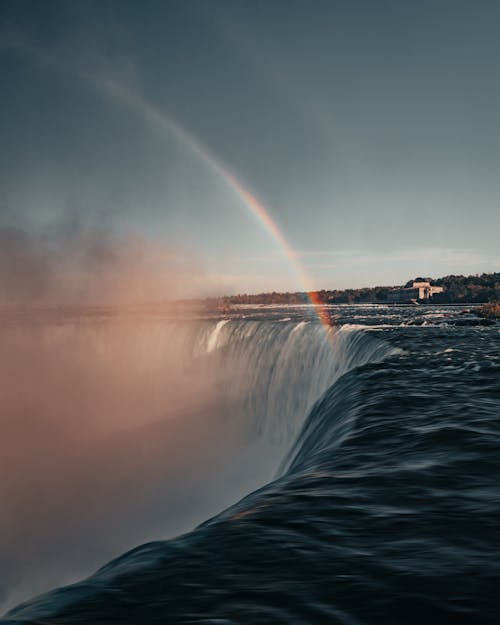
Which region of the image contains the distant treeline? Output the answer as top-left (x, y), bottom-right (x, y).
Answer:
top-left (209, 272), bottom-right (500, 306)
top-left (431, 272), bottom-right (500, 304)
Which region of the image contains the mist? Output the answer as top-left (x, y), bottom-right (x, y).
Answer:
top-left (0, 228), bottom-right (280, 610)
top-left (0, 225), bottom-right (214, 306)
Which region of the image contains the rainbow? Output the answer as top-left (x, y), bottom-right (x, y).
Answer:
top-left (98, 78), bottom-right (333, 328)
top-left (224, 174), bottom-right (332, 326)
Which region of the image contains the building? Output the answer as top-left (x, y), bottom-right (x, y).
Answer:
top-left (387, 281), bottom-right (444, 303)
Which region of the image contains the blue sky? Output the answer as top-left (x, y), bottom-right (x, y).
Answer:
top-left (1, 0), bottom-right (499, 295)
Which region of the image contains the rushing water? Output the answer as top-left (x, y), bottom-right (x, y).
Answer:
top-left (2, 305), bottom-right (499, 623)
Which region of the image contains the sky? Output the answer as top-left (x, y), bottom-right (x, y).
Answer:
top-left (1, 0), bottom-right (500, 296)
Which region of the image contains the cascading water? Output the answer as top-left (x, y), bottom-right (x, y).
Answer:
top-left (0, 312), bottom-right (393, 611)
top-left (199, 318), bottom-right (396, 444)
top-left (7, 306), bottom-right (496, 624)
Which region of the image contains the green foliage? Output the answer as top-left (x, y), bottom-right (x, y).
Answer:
top-left (433, 273), bottom-right (500, 303)
top-left (213, 272), bottom-right (500, 306)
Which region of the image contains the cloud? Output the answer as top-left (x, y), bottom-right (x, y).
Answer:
top-left (300, 247), bottom-right (500, 269)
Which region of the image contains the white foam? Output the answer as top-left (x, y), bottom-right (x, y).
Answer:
top-left (206, 319), bottom-right (230, 352)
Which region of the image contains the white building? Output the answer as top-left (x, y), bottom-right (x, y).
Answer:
top-left (388, 281), bottom-right (444, 303)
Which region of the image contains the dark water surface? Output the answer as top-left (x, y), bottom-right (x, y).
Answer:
top-left (2, 305), bottom-right (499, 623)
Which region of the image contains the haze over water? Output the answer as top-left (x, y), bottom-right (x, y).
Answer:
top-left (1, 1), bottom-right (500, 623)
